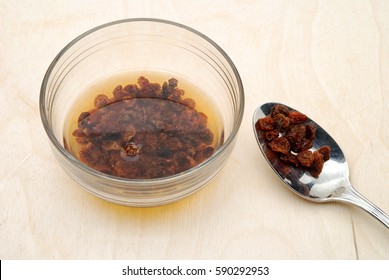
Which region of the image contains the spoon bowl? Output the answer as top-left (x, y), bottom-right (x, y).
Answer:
top-left (253, 102), bottom-right (389, 228)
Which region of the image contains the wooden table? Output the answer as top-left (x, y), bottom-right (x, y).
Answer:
top-left (1, 0), bottom-right (388, 259)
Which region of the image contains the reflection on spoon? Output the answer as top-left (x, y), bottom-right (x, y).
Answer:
top-left (253, 102), bottom-right (389, 229)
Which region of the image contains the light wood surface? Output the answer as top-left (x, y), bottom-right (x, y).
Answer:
top-left (1, 0), bottom-right (388, 259)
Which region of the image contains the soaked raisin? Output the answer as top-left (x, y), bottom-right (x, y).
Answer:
top-left (203, 146), bottom-right (215, 158)
top-left (137, 76), bottom-right (150, 88)
top-left (68, 76), bottom-right (217, 179)
top-left (101, 140), bottom-right (122, 152)
top-left (72, 128), bottom-right (86, 138)
top-left (94, 94), bottom-right (110, 109)
top-left (181, 98), bottom-right (196, 109)
top-left (174, 151), bottom-right (196, 171)
top-left (124, 142), bottom-right (140, 157)
top-left (113, 88), bottom-right (131, 100)
top-left (168, 77), bottom-right (178, 87)
top-left (123, 84), bottom-right (139, 96)
top-left (78, 112), bottom-right (90, 123)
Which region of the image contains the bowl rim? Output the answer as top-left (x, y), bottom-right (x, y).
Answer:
top-left (39, 18), bottom-right (245, 186)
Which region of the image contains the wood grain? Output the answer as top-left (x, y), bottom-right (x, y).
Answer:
top-left (0, 0), bottom-right (388, 259)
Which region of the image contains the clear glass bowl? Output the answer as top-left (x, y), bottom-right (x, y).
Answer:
top-left (40, 18), bottom-right (244, 207)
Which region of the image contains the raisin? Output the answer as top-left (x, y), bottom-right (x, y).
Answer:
top-left (305, 123), bottom-right (316, 140)
top-left (121, 124), bottom-right (136, 142)
top-left (310, 151), bottom-right (324, 177)
top-left (174, 151), bottom-right (196, 171)
top-left (168, 77), bottom-right (178, 88)
top-left (112, 85), bottom-right (123, 96)
top-left (297, 150), bottom-right (314, 167)
top-left (123, 142), bottom-right (140, 157)
top-left (156, 146), bottom-right (173, 158)
top-left (113, 88), bottom-right (131, 100)
top-left (298, 138), bottom-right (313, 152)
top-left (94, 94), bottom-right (109, 109)
top-left (318, 146), bottom-right (331, 161)
top-left (169, 87), bottom-right (184, 101)
top-left (273, 113), bottom-right (290, 130)
top-left (288, 110), bottom-right (308, 124)
top-left (78, 111), bottom-right (90, 123)
top-left (123, 84), bottom-right (139, 96)
top-left (203, 146), bottom-right (215, 158)
top-left (198, 129), bottom-right (213, 145)
top-left (75, 137), bottom-right (90, 145)
top-left (280, 153), bottom-right (299, 167)
top-left (286, 124), bottom-right (306, 151)
top-left (181, 98), bottom-right (196, 109)
top-left (101, 140), bottom-right (122, 151)
top-left (270, 104), bottom-right (289, 117)
top-left (194, 146), bottom-right (215, 162)
top-left (287, 124), bottom-right (306, 141)
top-left (161, 81), bottom-right (171, 98)
top-left (269, 137), bottom-right (290, 154)
top-left (255, 104), bottom-right (330, 177)
top-left (265, 130), bottom-right (279, 141)
top-left (256, 116), bottom-right (275, 131)
top-left (137, 76), bottom-right (150, 88)
top-left (164, 137), bottom-right (183, 151)
top-left (68, 76), bottom-right (218, 179)
top-left (72, 128), bottom-right (86, 138)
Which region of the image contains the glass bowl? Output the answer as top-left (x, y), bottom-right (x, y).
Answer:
top-left (40, 18), bottom-right (244, 207)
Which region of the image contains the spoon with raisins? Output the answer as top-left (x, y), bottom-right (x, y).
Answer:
top-left (253, 102), bottom-right (389, 229)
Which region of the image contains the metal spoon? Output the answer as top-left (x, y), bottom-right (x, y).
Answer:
top-left (253, 102), bottom-right (389, 229)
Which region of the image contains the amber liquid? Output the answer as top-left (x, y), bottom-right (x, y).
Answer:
top-left (63, 71), bottom-right (224, 179)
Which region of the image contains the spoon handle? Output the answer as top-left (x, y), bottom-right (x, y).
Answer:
top-left (341, 186), bottom-right (389, 229)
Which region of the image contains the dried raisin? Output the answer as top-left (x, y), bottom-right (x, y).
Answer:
top-left (288, 110), bottom-right (308, 124)
top-left (273, 113), bottom-right (290, 130)
top-left (270, 104), bottom-right (289, 117)
top-left (255, 104), bottom-right (330, 177)
top-left (305, 123), bottom-right (316, 140)
top-left (297, 150), bottom-right (314, 167)
top-left (318, 146), bottom-right (331, 161)
top-left (257, 116), bottom-right (275, 131)
top-left (310, 151), bottom-right (324, 177)
top-left (269, 137), bottom-right (290, 155)
top-left (265, 130), bottom-right (279, 141)
top-left (280, 153), bottom-right (299, 167)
